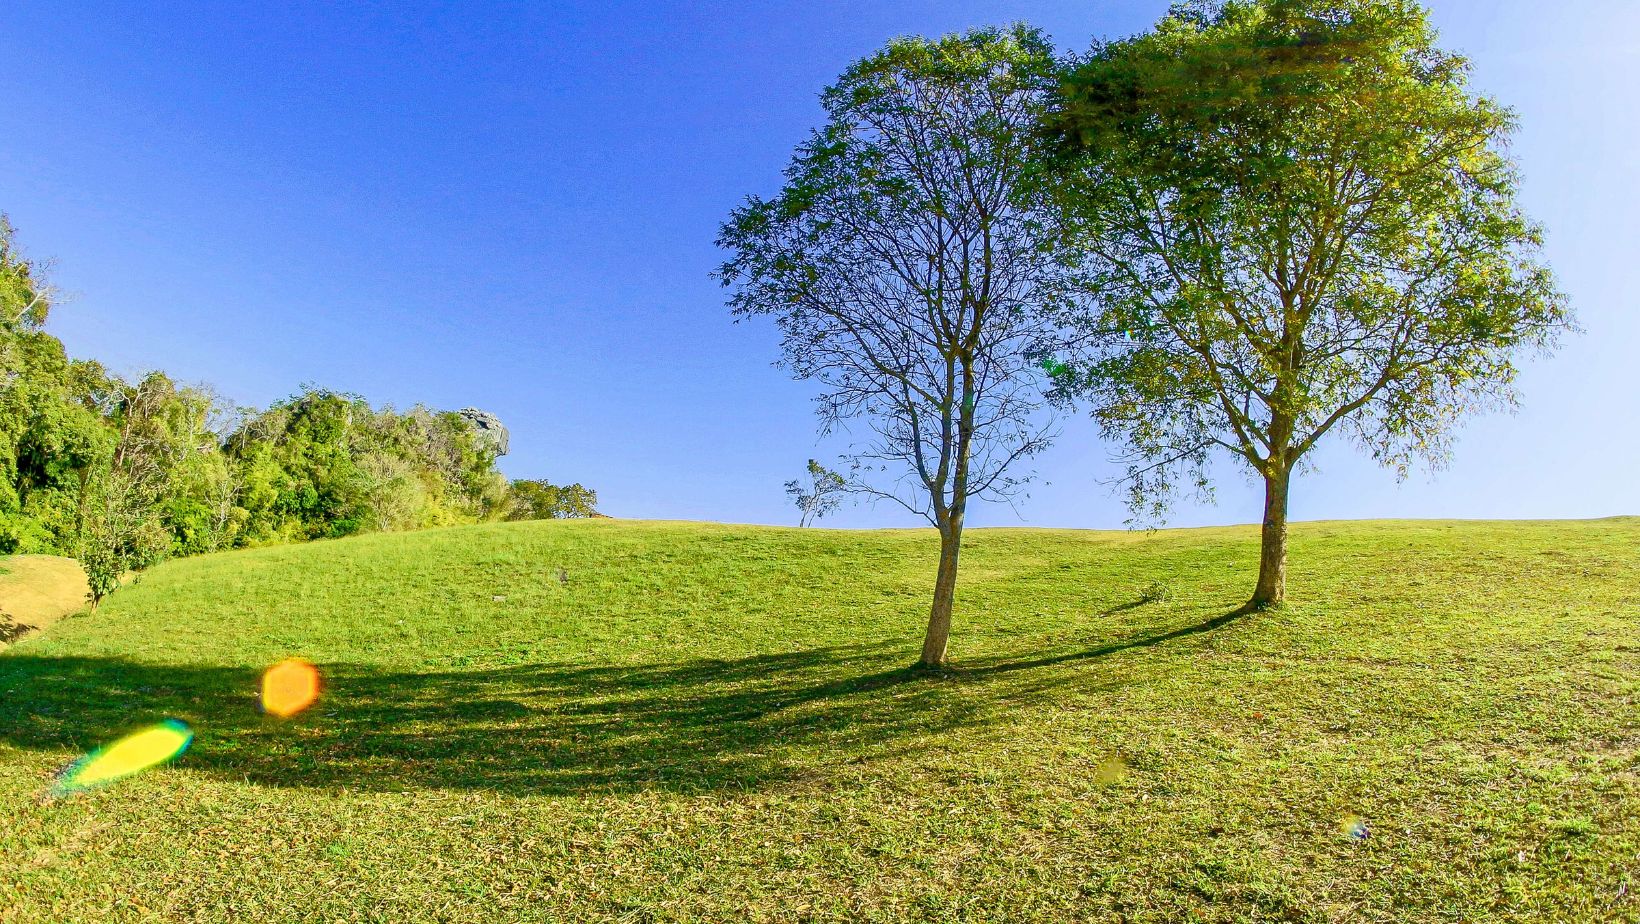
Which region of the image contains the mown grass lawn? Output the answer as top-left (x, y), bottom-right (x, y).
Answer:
top-left (1, 518), bottom-right (1636, 922)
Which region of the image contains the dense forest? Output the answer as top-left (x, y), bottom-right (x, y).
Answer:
top-left (0, 217), bottom-right (597, 604)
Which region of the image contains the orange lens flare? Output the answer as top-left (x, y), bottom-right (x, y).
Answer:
top-left (261, 658), bottom-right (321, 718)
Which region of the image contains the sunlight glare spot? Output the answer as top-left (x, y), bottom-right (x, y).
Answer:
top-left (1094, 756), bottom-right (1127, 786)
top-left (52, 719), bottom-right (193, 796)
top-left (262, 658), bottom-right (321, 718)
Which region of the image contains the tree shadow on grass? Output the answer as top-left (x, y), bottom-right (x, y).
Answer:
top-left (0, 615), bottom-right (28, 645)
top-left (954, 605), bottom-right (1254, 678)
top-left (0, 608), bottom-right (1249, 797)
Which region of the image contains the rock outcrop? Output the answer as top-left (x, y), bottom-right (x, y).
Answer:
top-left (457, 407), bottom-right (509, 457)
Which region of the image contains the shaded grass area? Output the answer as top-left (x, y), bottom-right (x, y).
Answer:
top-left (1, 518), bottom-right (1637, 922)
top-left (0, 610), bottom-right (1253, 795)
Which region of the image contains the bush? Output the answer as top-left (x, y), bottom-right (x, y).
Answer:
top-left (1139, 580), bottom-right (1171, 604)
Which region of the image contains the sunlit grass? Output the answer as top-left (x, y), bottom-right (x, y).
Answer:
top-left (2, 518), bottom-right (1636, 922)
top-left (0, 555), bottom-right (88, 643)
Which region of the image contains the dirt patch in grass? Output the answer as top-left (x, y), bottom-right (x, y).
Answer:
top-left (0, 555), bottom-right (88, 646)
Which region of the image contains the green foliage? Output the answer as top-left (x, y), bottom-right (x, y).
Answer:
top-left (505, 478), bottom-right (599, 520)
top-left (77, 540), bottom-right (122, 609)
top-left (1044, 0), bottom-right (1572, 518)
top-left (222, 389), bottom-right (521, 542)
top-left (0, 220), bottom-right (113, 555)
top-left (0, 217), bottom-right (592, 599)
top-left (716, 25), bottom-right (1068, 524)
top-left (74, 466), bottom-right (168, 609)
top-left (0, 214), bottom-right (51, 333)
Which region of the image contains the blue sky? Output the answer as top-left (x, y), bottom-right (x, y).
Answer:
top-left (1, 1), bottom-right (1634, 529)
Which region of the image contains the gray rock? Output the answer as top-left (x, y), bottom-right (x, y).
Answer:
top-left (457, 407), bottom-right (509, 456)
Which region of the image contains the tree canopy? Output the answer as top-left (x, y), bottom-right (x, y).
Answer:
top-left (1044, 0), bottom-right (1570, 605)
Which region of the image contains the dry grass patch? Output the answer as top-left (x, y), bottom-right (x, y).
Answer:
top-left (0, 556), bottom-right (88, 646)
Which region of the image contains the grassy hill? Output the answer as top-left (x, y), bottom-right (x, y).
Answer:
top-left (1, 518), bottom-right (1635, 922)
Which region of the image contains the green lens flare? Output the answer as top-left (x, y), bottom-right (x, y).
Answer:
top-left (53, 719), bottom-right (194, 796)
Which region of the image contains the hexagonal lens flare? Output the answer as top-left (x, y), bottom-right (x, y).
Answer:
top-left (261, 658), bottom-right (321, 718)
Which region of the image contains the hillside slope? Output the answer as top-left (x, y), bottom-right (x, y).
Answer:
top-left (1, 518), bottom-right (1636, 922)
top-left (0, 555), bottom-right (88, 646)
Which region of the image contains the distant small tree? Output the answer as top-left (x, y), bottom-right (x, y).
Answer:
top-left (75, 465), bottom-right (169, 609)
top-left (719, 26), bottom-right (1070, 667)
top-left (784, 459), bottom-right (849, 527)
top-left (505, 479), bottom-right (599, 520)
top-left (1045, 0), bottom-right (1572, 608)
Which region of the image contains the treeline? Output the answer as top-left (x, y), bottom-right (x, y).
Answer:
top-left (0, 218), bottom-right (596, 604)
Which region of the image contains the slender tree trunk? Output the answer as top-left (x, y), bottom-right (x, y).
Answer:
top-left (919, 515), bottom-right (964, 668)
top-left (921, 356), bottom-right (974, 668)
top-left (1252, 466), bottom-right (1291, 608)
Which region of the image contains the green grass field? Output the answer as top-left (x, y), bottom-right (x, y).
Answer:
top-left (1, 518), bottom-right (1636, 922)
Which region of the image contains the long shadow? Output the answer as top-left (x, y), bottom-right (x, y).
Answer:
top-left (954, 604), bottom-right (1254, 678)
top-left (0, 608), bottom-right (1250, 796)
top-left (0, 643), bottom-right (997, 796)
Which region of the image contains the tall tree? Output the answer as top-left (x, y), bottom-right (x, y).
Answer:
top-left (718, 26), bottom-right (1068, 667)
top-left (1044, 0), bottom-right (1571, 607)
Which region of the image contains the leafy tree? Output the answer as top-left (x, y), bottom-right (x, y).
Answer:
top-left (226, 389), bottom-right (515, 542)
top-left (1044, 0), bottom-right (1571, 607)
top-left (223, 389), bottom-right (368, 541)
top-left (0, 215), bottom-right (52, 333)
top-left (74, 372), bottom-right (219, 603)
top-left (784, 459), bottom-right (849, 527)
top-left (0, 337), bottom-right (111, 553)
top-left (75, 465), bottom-right (168, 609)
top-left (718, 26), bottom-right (1070, 667)
top-left (505, 479), bottom-right (599, 520)
top-left (101, 373), bottom-right (234, 554)
top-left (0, 218), bottom-right (113, 554)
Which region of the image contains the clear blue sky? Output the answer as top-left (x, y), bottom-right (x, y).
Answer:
top-left (1, 1), bottom-right (1634, 529)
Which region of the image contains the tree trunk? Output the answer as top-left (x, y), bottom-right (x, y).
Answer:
top-left (919, 518), bottom-right (963, 668)
top-left (1252, 466), bottom-right (1291, 608)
